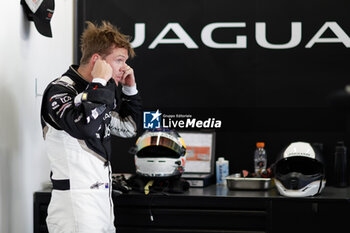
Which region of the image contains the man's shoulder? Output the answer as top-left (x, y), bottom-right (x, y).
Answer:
top-left (45, 75), bottom-right (79, 96)
top-left (52, 76), bottom-right (77, 89)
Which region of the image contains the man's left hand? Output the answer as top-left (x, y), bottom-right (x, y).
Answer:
top-left (119, 65), bottom-right (136, 87)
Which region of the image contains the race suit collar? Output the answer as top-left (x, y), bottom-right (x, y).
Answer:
top-left (64, 65), bottom-right (90, 89)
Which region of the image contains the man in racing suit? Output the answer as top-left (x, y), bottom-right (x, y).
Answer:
top-left (40, 21), bottom-right (142, 233)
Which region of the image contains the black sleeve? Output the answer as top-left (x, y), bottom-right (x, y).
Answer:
top-left (41, 80), bottom-right (115, 139)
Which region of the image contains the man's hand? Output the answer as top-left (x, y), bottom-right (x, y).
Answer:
top-left (119, 65), bottom-right (136, 87)
top-left (91, 58), bottom-right (113, 82)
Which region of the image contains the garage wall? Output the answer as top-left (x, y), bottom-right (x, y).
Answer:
top-left (0, 1), bottom-right (73, 233)
top-left (77, 0), bottom-right (350, 178)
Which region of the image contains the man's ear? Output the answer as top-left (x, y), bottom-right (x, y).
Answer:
top-left (91, 53), bottom-right (100, 65)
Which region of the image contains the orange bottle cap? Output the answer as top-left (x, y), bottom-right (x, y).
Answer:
top-left (256, 142), bottom-right (265, 148)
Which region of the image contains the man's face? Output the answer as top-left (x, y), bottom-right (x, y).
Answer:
top-left (104, 47), bottom-right (129, 84)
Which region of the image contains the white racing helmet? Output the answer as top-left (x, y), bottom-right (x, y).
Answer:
top-left (274, 142), bottom-right (326, 197)
top-left (134, 129), bottom-right (187, 178)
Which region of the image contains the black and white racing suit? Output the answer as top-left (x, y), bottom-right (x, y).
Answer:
top-left (41, 65), bottom-right (142, 233)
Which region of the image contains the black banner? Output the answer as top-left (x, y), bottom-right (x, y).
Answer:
top-left (77, 0), bottom-right (350, 109)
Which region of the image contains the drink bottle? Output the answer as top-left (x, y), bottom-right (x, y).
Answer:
top-left (254, 142), bottom-right (267, 176)
top-left (216, 157), bottom-right (229, 185)
top-left (334, 141), bottom-right (348, 187)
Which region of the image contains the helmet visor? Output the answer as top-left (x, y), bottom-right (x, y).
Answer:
top-left (136, 133), bottom-right (184, 158)
top-left (275, 157), bottom-right (323, 175)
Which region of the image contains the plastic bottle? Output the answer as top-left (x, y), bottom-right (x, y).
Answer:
top-left (216, 157), bottom-right (229, 185)
top-left (254, 142), bottom-right (267, 176)
top-left (334, 141), bottom-right (348, 187)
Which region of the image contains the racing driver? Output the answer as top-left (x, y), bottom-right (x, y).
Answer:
top-left (40, 21), bottom-right (142, 233)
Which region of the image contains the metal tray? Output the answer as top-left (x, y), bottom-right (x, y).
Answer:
top-left (226, 175), bottom-right (274, 190)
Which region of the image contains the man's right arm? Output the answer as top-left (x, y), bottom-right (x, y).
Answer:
top-left (42, 79), bottom-right (115, 139)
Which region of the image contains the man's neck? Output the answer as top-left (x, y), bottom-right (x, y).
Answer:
top-left (77, 64), bottom-right (93, 83)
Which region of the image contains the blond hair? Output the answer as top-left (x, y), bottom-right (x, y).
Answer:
top-left (80, 21), bottom-right (135, 64)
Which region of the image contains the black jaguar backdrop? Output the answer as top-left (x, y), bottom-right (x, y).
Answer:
top-left (76, 0), bottom-right (350, 183)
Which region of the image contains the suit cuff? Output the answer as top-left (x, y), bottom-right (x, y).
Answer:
top-left (92, 78), bottom-right (107, 86)
top-left (122, 85), bottom-right (138, 96)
